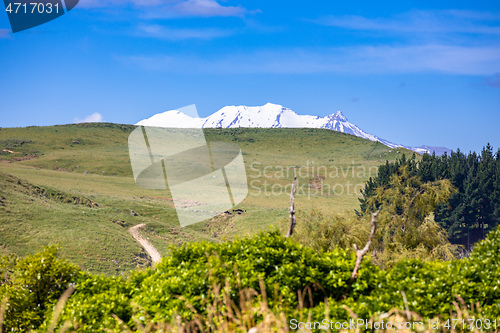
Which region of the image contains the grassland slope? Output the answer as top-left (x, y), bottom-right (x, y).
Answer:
top-left (0, 123), bottom-right (415, 274)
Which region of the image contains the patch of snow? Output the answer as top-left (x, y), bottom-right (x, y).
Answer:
top-left (136, 103), bottom-right (449, 155)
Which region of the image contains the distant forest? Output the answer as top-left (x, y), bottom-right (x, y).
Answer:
top-left (359, 144), bottom-right (500, 248)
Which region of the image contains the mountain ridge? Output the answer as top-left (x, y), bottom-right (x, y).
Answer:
top-left (136, 103), bottom-right (451, 156)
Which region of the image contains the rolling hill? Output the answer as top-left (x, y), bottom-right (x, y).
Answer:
top-left (0, 123), bottom-right (416, 275)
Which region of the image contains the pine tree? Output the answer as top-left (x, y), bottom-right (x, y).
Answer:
top-left (364, 165), bottom-right (458, 267)
top-left (360, 145), bottom-right (500, 248)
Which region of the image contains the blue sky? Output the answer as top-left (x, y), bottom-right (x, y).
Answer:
top-left (0, 0), bottom-right (499, 153)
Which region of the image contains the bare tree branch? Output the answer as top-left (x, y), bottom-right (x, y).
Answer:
top-left (350, 209), bottom-right (380, 281)
top-left (285, 176), bottom-right (297, 238)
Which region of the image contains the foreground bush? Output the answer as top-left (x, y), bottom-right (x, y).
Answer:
top-left (0, 227), bottom-right (499, 332)
top-left (55, 231), bottom-right (379, 331)
top-left (0, 245), bottom-right (79, 331)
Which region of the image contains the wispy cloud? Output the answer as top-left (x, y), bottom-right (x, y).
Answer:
top-left (74, 112), bottom-right (104, 123)
top-left (117, 44), bottom-right (500, 75)
top-left (0, 29), bottom-right (11, 38)
top-left (316, 10), bottom-right (500, 35)
top-left (154, 0), bottom-right (246, 18)
top-left (79, 0), bottom-right (249, 18)
top-left (111, 8), bottom-right (500, 76)
top-left (136, 24), bottom-right (233, 40)
top-left (79, 0), bottom-right (172, 8)
top-left (482, 73), bottom-right (500, 88)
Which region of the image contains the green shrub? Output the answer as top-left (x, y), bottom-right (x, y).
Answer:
top-left (341, 226), bottom-right (500, 322)
top-left (0, 245), bottom-right (79, 332)
top-left (131, 230), bottom-right (379, 324)
top-left (2, 227), bottom-right (500, 332)
top-left (54, 272), bottom-right (134, 332)
top-left (457, 226), bottom-right (500, 318)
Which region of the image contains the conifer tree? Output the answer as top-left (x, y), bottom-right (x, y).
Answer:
top-left (360, 144), bottom-right (500, 248)
top-left (364, 165), bottom-right (458, 267)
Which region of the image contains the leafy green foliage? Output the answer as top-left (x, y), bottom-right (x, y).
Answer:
top-left (366, 166), bottom-right (458, 266)
top-left (53, 272), bottom-right (134, 332)
top-left (1, 228), bottom-right (500, 331)
top-left (0, 245), bottom-right (79, 332)
top-left (349, 225), bottom-right (500, 322)
top-left (130, 230), bottom-right (378, 324)
top-left (360, 145), bottom-right (500, 248)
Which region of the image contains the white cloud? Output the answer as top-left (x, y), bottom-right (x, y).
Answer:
top-left (110, 8), bottom-right (500, 75)
top-left (75, 112), bottom-right (104, 123)
top-left (117, 44), bottom-right (500, 75)
top-left (79, 0), bottom-right (248, 18)
top-left (136, 24), bottom-right (234, 40)
top-left (160, 0), bottom-right (246, 18)
top-left (78, 0), bottom-right (166, 8)
top-left (316, 10), bottom-right (500, 35)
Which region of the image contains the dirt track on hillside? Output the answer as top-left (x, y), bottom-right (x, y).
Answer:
top-left (129, 223), bottom-right (162, 264)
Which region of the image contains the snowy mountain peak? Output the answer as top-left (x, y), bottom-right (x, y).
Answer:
top-left (136, 104), bottom-right (450, 155)
top-left (327, 111), bottom-right (347, 122)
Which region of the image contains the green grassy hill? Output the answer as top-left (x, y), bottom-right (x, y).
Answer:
top-left (0, 123), bottom-right (415, 275)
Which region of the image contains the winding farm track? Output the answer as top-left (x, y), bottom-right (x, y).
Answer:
top-left (128, 223), bottom-right (162, 264)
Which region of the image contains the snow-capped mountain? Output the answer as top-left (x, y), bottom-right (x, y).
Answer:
top-left (136, 103), bottom-right (450, 155)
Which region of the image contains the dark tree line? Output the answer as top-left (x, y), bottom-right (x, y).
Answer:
top-left (358, 144), bottom-right (500, 248)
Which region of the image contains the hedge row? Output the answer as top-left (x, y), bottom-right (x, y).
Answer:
top-left (1, 227), bottom-right (500, 332)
